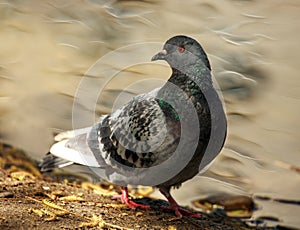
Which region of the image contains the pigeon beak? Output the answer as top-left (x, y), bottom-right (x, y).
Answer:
top-left (151, 49), bottom-right (168, 61)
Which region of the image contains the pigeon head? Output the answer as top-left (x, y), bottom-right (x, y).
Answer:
top-left (152, 35), bottom-right (211, 72)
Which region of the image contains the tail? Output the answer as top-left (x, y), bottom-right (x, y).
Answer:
top-left (39, 153), bottom-right (102, 182)
top-left (39, 125), bottom-right (105, 182)
top-left (48, 127), bottom-right (100, 167)
top-left (39, 152), bottom-right (74, 172)
top-left (39, 126), bottom-right (103, 181)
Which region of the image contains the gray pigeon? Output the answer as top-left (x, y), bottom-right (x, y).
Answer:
top-left (41, 35), bottom-right (227, 218)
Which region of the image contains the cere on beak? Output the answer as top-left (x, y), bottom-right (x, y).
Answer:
top-left (151, 49), bottom-right (168, 61)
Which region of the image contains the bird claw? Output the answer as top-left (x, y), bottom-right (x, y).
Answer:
top-left (113, 187), bottom-right (150, 210)
top-left (161, 205), bottom-right (201, 218)
top-left (123, 199), bottom-right (150, 210)
top-left (159, 188), bottom-right (201, 218)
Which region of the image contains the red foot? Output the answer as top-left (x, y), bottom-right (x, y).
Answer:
top-left (159, 188), bottom-right (201, 218)
top-left (161, 205), bottom-right (201, 218)
top-left (112, 187), bottom-right (150, 209)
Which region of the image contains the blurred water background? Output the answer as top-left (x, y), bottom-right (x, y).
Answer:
top-left (0, 0), bottom-right (299, 228)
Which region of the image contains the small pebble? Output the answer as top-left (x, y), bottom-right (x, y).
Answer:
top-left (135, 211), bottom-right (143, 217)
top-left (42, 186), bottom-right (50, 191)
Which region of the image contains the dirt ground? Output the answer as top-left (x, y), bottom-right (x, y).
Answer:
top-left (0, 143), bottom-right (274, 230)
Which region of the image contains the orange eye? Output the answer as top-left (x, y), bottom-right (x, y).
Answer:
top-left (177, 46), bottom-right (185, 53)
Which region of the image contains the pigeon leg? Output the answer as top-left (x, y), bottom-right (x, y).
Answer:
top-left (112, 186), bottom-right (150, 209)
top-left (159, 188), bottom-right (201, 218)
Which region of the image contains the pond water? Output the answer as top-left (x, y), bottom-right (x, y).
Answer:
top-left (0, 0), bottom-right (299, 228)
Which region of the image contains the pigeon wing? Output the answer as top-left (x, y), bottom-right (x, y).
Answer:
top-left (88, 92), bottom-right (174, 170)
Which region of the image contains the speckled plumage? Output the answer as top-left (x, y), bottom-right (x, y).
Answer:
top-left (97, 96), bottom-right (171, 168)
top-left (40, 35), bottom-right (227, 218)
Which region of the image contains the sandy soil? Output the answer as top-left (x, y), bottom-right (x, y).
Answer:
top-left (0, 143), bottom-right (272, 230)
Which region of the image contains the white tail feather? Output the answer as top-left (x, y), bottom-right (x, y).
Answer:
top-left (50, 140), bottom-right (100, 167)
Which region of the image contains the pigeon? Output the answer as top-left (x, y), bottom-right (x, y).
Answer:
top-left (40, 35), bottom-right (227, 218)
